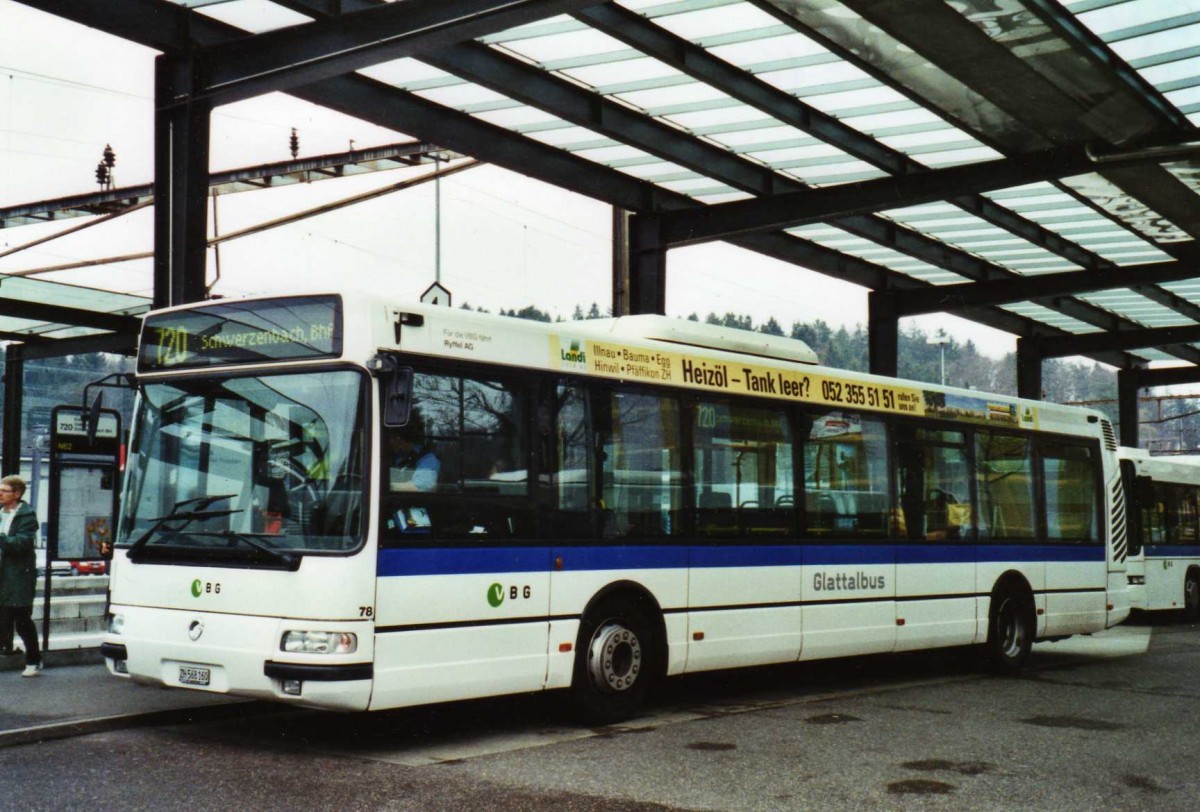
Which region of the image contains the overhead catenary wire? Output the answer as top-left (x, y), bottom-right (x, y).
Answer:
top-left (1, 159), bottom-right (481, 279)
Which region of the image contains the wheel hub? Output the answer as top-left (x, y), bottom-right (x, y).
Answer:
top-left (587, 622), bottom-right (642, 694)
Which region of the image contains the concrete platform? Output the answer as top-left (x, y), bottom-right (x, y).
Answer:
top-left (0, 656), bottom-right (256, 748)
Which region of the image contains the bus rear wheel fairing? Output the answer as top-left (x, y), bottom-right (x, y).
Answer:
top-left (570, 594), bottom-right (660, 724)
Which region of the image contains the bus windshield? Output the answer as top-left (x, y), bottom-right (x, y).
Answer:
top-left (118, 369), bottom-right (367, 560)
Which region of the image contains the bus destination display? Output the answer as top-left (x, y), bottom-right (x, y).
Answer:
top-left (139, 296), bottom-right (343, 371)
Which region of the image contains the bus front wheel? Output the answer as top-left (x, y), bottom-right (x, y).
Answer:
top-left (984, 586), bottom-right (1034, 675)
top-left (570, 596), bottom-right (657, 724)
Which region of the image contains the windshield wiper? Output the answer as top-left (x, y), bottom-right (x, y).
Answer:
top-left (128, 506), bottom-right (244, 555)
top-left (211, 531), bottom-right (298, 569)
top-left (171, 493), bottom-right (237, 513)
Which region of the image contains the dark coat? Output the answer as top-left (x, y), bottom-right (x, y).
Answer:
top-left (0, 503), bottom-right (40, 607)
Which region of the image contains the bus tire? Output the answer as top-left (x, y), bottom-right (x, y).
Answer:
top-left (984, 584), bottom-right (1035, 675)
top-left (570, 595), bottom-right (658, 725)
top-left (1184, 570), bottom-right (1200, 621)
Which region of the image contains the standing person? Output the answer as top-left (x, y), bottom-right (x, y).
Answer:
top-left (0, 476), bottom-right (42, 677)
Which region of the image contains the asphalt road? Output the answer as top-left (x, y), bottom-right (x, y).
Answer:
top-left (1, 615), bottom-right (1196, 811)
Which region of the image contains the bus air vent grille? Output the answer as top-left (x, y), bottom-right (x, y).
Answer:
top-left (1100, 420), bottom-right (1118, 451)
top-left (1110, 477), bottom-right (1128, 564)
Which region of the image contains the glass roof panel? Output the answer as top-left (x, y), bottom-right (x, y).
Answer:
top-left (0, 273), bottom-right (150, 338)
top-left (1060, 172), bottom-right (1196, 244)
top-left (982, 182), bottom-right (1174, 265)
top-left (1165, 161), bottom-right (1200, 198)
top-left (648, 1), bottom-right (781, 40)
top-left (194, 0), bottom-right (310, 31)
top-left (562, 58), bottom-right (686, 91)
top-left (358, 58), bottom-right (452, 89)
top-left (412, 82), bottom-right (510, 110)
top-left (494, 28), bottom-right (628, 64)
top-left (1106, 22), bottom-right (1200, 68)
top-left (707, 125), bottom-right (819, 150)
top-left (706, 33), bottom-right (830, 67)
top-left (615, 81), bottom-right (732, 112)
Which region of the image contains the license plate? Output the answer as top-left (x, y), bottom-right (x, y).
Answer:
top-left (179, 666), bottom-right (211, 686)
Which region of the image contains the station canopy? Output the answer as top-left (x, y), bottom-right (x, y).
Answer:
top-left (15, 0), bottom-right (1200, 371)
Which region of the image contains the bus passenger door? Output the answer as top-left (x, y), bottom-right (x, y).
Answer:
top-left (892, 427), bottom-right (977, 651)
top-left (800, 412), bottom-right (896, 660)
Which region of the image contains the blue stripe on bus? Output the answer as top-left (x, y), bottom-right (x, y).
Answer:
top-left (378, 542), bottom-right (1105, 576)
top-left (1144, 545), bottom-right (1200, 558)
top-left (378, 547), bottom-right (552, 577)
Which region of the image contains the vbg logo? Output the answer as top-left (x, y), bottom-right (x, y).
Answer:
top-left (487, 583), bottom-right (533, 607)
top-left (487, 583), bottom-right (505, 607)
top-left (191, 579), bottom-right (221, 597)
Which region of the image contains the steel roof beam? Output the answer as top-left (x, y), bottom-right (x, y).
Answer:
top-left (1022, 0), bottom-right (1192, 132)
top-left (834, 0), bottom-right (1165, 146)
top-left (883, 247), bottom-right (1200, 317)
top-left (0, 301), bottom-right (140, 334)
top-left (16, 332), bottom-right (138, 361)
top-left (640, 143), bottom-right (1153, 249)
top-left (1123, 365), bottom-right (1200, 390)
top-left (1020, 323), bottom-right (1200, 359)
top-left (187, 0), bottom-right (605, 108)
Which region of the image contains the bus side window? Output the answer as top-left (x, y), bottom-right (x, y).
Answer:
top-left (1040, 440), bottom-right (1099, 543)
top-left (381, 371), bottom-right (532, 543)
top-left (692, 398), bottom-right (793, 539)
top-left (600, 388), bottom-right (682, 539)
top-left (803, 410), bottom-right (889, 539)
top-left (543, 380), bottom-right (594, 539)
top-left (976, 432), bottom-right (1035, 541)
top-left (894, 426), bottom-right (970, 542)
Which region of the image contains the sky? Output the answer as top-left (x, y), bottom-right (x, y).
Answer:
top-left (0, 0), bottom-right (1027, 358)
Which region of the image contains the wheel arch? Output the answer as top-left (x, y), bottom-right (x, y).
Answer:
top-left (580, 579), bottom-right (669, 680)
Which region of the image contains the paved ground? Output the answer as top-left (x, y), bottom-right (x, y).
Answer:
top-left (1, 617), bottom-right (1197, 810)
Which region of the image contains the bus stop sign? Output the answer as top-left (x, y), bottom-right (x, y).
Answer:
top-left (420, 282), bottom-right (452, 307)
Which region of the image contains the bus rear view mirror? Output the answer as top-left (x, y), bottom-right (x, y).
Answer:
top-left (368, 354), bottom-right (414, 427)
top-left (85, 391), bottom-right (104, 446)
top-left (1134, 475), bottom-right (1155, 506)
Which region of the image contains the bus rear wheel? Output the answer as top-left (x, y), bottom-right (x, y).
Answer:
top-left (570, 596), bottom-right (657, 725)
top-left (984, 586), bottom-right (1034, 675)
top-left (1184, 571), bottom-right (1200, 621)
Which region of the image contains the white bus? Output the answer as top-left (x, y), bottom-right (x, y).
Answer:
top-left (1120, 448), bottom-right (1200, 618)
top-left (102, 293), bottom-right (1130, 721)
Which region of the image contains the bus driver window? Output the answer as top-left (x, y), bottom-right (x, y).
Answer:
top-left (389, 416), bottom-right (440, 492)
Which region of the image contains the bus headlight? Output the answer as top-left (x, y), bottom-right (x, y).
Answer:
top-left (109, 614), bottom-right (125, 635)
top-left (281, 631), bottom-right (357, 654)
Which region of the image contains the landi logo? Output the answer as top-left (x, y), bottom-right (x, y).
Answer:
top-left (560, 339), bottom-right (587, 370)
top-left (487, 583), bottom-right (505, 608)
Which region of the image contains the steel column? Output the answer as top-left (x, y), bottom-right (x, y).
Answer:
top-left (612, 208), bottom-right (632, 318)
top-left (867, 291), bottom-right (898, 378)
top-left (2, 344), bottom-right (24, 476)
top-left (628, 215), bottom-right (666, 315)
top-left (154, 53), bottom-right (212, 309)
top-left (1016, 338), bottom-right (1044, 400)
top-left (1117, 369), bottom-right (1141, 449)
